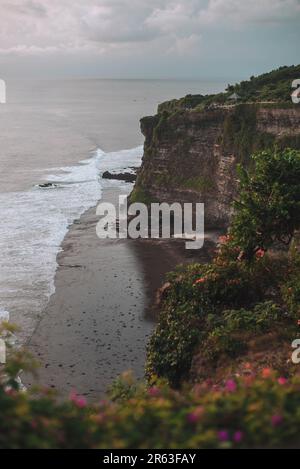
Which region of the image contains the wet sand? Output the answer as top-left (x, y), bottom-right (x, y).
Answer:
top-left (26, 186), bottom-right (217, 400)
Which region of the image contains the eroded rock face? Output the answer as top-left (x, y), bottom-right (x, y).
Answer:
top-left (132, 104), bottom-right (300, 229)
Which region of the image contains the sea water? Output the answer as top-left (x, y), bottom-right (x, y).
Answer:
top-left (0, 79), bottom-right (225, 342)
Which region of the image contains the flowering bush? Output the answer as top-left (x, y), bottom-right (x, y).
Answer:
top-left (1, 353), bottom-right (300, 449)
top-left (146, 254), bottom-right (287, 386)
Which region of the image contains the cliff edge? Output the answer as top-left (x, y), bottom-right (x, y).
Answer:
top-left (131, 65), bottom-right (300, 228)
top-left (131, 104), bottom-right (300, 229)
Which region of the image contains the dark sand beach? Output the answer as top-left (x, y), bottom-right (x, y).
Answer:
top-left (25, 185), bottom-right (217, 399)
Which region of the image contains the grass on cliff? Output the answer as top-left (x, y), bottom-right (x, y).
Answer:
top-left (157, 64), bottom-right (300, 115)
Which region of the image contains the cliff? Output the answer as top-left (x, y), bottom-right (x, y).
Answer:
top-left (131, 103), bottom-right (300, 228)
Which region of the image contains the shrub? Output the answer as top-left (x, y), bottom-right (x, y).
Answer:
top-left (145, 262), bottom-right (240, 386)
top-left (1, 352), bottom-right (300, 449)
top-left (146, 300), bottom-right (202, 387)
top-left (231, 148), bottom-right (300, 260)
top-left (146, 256), bottom-right (282, 385)
top-left (281, 244), bottom-right (300, 317)
top-left (203, 302), bottom-right (285, 361)
top-left (108, 371), bottom-right (143, 402)
top-left (221, 302), bottom-right (283, 333)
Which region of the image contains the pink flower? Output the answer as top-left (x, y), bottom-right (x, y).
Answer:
top-left (227, 278), bottom-right (240, 286)
top-left (70, 390), bottom-right (87, 408)
top-left (77, 397), bottom-right (87, 408)
top-left (187, 406), bottom-right (205, 424)
top-left (4, 387), bottom-right (17, 397)
top-left (233, 431), bottom-right (244, 443)
top-left (194, 277), bottom-right (206, 286)
top-left (271, 414), bottom-right (283, 427)
top-left (243, 375), bottom-right (255, 387)
top-left (187, 413), bottom-right (198, 424)
top-left (219, 235), bottom-right (229, 245)
top-left (148, 386), bottom-right (160, 397)
top-left (225, 379), bottom-right (237, 393)
top-left (99, 399), bottom-right (109, 407)
top-left (255, 249), bottom-right (265, 259)
top-left (278, 377), bottom-right (287, 386)
top-left (31, 420), bottom-right (38, 430)
top-left (243, 362), bottom-right (252, 371)
top-left (261, 368), bottom-right (272, 379)
top-left (218, 430), bottom-right (229, 442)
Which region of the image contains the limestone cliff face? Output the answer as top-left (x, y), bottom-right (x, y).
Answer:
top-left (131, 104), bottom-right (300, 229)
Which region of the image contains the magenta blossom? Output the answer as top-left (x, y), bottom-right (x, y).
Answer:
top-left (233, 431), bottom-right (244, 443)
top-left (218, 430), bottom-right (229, 442)
top-left (187, 412), bottom-right (199, 424)
top-left (148, 386), bottom-right (160, 397)
top-left (225, 379), bottom-right (237, 393)
top-left (278, 377), bottom-right (287, 386)
top-left (271, 414), bottom-right (283, 427)
top-left (187, 406), bottom-right (204, 424)
top-left (70, 391), bottom-right (87, 409)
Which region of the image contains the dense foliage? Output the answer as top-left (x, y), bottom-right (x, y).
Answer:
top-left (147, 148), bottom-right (300, 386)
top-left (231, 148), bottom-right (300, 260)
top-left (228, 64), bottom-right (300, 103)
top-left (146, 248), bottom-right (296, 386)
top-left (1, 357), bottom-right (300, 448)
top-left (157, 64), bottom-right (300, 115)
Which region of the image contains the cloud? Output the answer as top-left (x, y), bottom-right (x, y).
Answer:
top-left (3, 0), bottom-right (47, 18)
top-left (80, 2), bottom-right (159, 43)
top-left (167, 34), bottom-right (202, 56)
top-left (197, 0), bottom-right (300, 26)
top-left (0, 0), bottom-right (299, 59)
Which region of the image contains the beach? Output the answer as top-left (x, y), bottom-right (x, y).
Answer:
top-left (25, 181), bottom-right (217, 399)
top-left (25, 185), bottom-right (150, 399)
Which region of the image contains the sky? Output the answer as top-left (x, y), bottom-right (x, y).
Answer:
top-left (0, 0), bottom-right (299, 81)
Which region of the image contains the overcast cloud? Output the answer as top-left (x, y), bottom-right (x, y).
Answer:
top-left (0, 0), bottom-right (299, 79)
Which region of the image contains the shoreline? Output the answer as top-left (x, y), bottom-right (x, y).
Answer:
top-left (25, 184), bottom-right (218, 399)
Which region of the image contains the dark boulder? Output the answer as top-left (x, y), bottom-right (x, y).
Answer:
top-left (102, 171), bottom-right (136, 183)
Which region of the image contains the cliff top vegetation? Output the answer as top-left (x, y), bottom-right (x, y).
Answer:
top-left (158, 64), bottom-right (300, 114)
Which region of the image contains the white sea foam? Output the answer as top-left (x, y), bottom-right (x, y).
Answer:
top-left (0, 146), bottom-right (143, 342)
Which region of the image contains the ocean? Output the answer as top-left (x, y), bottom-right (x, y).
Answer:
top-left (0, 78), bottom-right (225, 342)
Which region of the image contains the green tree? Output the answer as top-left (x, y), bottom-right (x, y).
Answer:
top-left (231, 148), bottom-right (300, 260)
